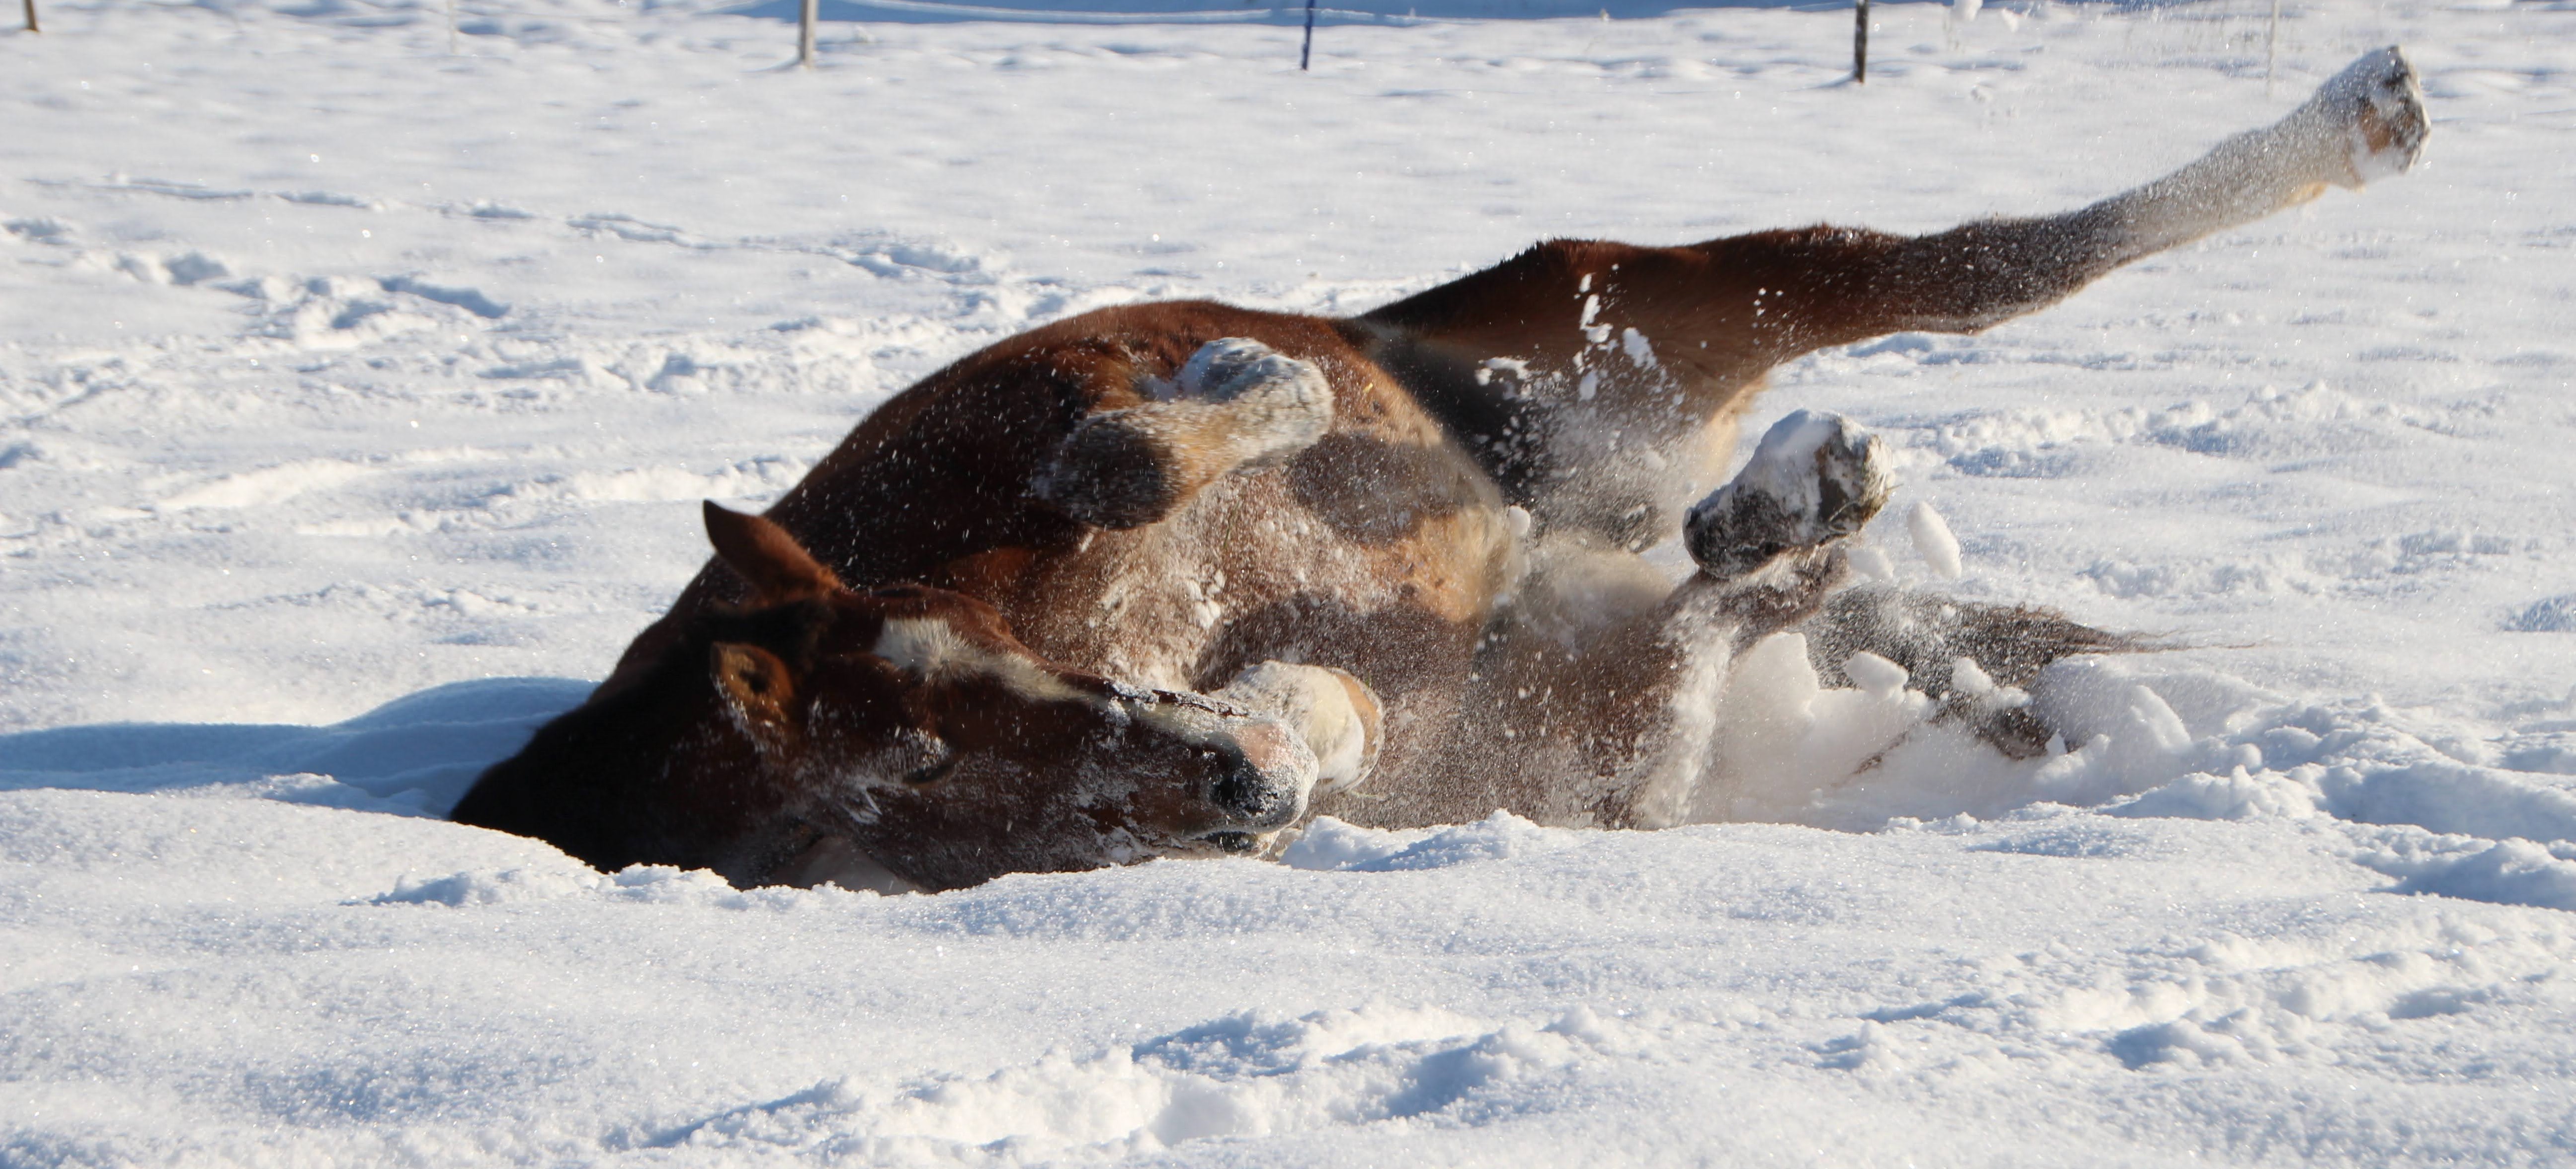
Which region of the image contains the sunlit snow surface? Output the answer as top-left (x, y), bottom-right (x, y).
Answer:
top-left (4, 0), bottom-right (2576, 1162)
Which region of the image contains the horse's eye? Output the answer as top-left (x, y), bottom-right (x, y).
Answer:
top-left (903, 755), bottom-right (959, 786)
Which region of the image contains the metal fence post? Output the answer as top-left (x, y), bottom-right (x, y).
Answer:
top-left (1854, 0), bottom-right (1869, 82)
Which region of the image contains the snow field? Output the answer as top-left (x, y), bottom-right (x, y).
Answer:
top-left (6, 786), bottom-right (2575, 1164)
top-left (4, 0), bottom-right (2576, 1162)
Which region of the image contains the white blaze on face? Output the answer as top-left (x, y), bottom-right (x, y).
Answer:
top-left (872, 616), bottom-right (1087, 704)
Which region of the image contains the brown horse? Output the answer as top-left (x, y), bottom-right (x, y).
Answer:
top-left (452, 50), bottom-right (2428, 892)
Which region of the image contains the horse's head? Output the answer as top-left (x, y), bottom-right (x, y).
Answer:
top-left (451, 502), bottom-right (1317, 891)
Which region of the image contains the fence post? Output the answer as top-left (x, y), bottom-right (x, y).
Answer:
top-left (2264, 0), bottom-right (2281, 97)
top-left (1853, 0), bottom-right (1868, 82)
top-left (799, 0), bottom-right (817, 68)
top-left (1300, 0), bottom-right (1316, 71)
top-left (22, 0), bottom-right (37, 34)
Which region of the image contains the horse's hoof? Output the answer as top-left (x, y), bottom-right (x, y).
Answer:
top-left (1683, 409), bottom-right (1892, 582)
top-left (2310, 46), bottom-right (2429, 186)
top-left (1213, 660), bottom-right (1382, 797)
top-left (1034, 338), bottom-right (1331, 530)
top-left (1171, 337), bottom-right (1333, 461)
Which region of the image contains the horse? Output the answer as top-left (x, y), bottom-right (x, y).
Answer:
top-left (451, 49), bottom-right (2429, 892)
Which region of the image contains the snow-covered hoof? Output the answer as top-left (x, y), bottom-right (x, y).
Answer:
top-left (1684, 410), bottom-right (1892, 582)
top-left (1213, 660), bottom-right (1382, 798)
top-left (1172, 338), bottom-right (1334, 445)
top-left (1036, 338), bottom-right (1331, 530)
top-left (2302, 46), bottom-right (2429, 187)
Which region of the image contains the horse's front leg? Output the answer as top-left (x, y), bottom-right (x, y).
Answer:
top-left (1400, 412), bottom-right (1882, 829)
top-left (1680, 408), bottom-right (1892, 596)
top-left (1602, 411), bottom-right (1890, 826)
top-left (1033, 337), bottom-right (1333, 530)
top-left (1210, 661), bottom-right (1384, 800)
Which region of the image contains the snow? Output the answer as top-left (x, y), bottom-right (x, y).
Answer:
top-left (1905, 497), bottom-right (1962, 578)
top-left (4, 0), bottom-right (2576, 1162)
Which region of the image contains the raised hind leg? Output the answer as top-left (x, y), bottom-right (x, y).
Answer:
top-left (1753, 46), bottom-right (2431, 349)
top-left (1033, 337), bottom-right (1332, 530)
top-left (1353, 49), bottom-right (2427, 545)
top-left (1365, 46), bottom-right (2426, 371)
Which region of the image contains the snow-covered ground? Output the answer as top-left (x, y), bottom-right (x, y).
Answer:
top-left (4, 0), bottom-right (2575, 1161)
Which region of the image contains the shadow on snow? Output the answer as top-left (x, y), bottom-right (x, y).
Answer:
top-left (0, 677), bottom-right (589, 818)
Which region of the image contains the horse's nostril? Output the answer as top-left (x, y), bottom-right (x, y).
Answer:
top-left (1209, 754), bottom-right (1278, 818)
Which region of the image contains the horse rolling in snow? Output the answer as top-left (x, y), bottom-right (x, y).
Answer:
top-left (452, 50), bottom-right (2430, 892)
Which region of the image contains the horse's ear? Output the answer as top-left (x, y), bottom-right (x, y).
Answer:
top-left (704, 501), bottom-right (843, 604)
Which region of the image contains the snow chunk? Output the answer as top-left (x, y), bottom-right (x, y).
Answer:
top-left (1619, 326), bottom-right (1657, 368)
top-left (1907, 499), bottom-right (1963, 579)
top-left (1843, 651), bottom-right (1908, 700)
top-left (1845, 544), bottom-right (1898, 583)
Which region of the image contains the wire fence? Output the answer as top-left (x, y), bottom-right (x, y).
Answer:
top-left (11, 0), bottom-right (2418, 85)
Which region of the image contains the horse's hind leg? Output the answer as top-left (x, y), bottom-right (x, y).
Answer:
top-left (1356, 48), bottom-right (2427, 381)
top-left (1758, 47), bottom-right (2429, 349)
top-left (1675, 415), bottom-right (2146, 759)
top-left (1034, 338), bottom-right (1332, 530)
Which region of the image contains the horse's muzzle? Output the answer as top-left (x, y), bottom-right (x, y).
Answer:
top-left (1202, 716), bottom-right (1315, 834)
